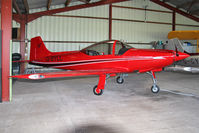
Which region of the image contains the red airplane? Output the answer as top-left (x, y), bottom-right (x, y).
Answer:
top-left (12, 36), bottom-right (189, 95)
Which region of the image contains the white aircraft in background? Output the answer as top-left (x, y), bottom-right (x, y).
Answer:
top-left (164, 38), bottom-right (199, 73)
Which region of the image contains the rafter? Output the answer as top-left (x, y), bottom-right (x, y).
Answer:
top-left (13, 0), bottom-right (21, 15)
top-left (47, 0), bottom-right (52, 10)
top-left (150, 0), bottom-right (199, 22)
top-left (32, 0), bottom-right (128, 17)
top-left (23, 0), bottom-right (29, 14)
top-left (13, 0), bottom-right (128, 23)
top-left (65, 0), bottom-right (72, 6)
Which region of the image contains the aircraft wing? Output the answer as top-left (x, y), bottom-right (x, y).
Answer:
top-left (11, 68), bottom-right (129, 80)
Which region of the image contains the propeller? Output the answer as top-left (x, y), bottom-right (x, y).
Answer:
top-left (175, 45), bottom-right (179, 57)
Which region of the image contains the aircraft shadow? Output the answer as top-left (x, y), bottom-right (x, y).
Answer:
top-left (67, 124), bottom-right (120, 133)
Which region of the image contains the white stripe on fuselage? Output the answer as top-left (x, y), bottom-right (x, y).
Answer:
top-left (31, 56), bottom-right (166, 68)
top-left (31, 56), bottom-right (163, 65)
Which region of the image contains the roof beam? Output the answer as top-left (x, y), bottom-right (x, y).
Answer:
top-left (78, 0), bottom-right (91, 4)
top-left (47, 0), bottom-right (52, 10)
top-left (23, 0), bottom-right (29, 14)
top-left (150, 0), bottom-right (199, 22)
top-left (14, 0), bottom-right (128, 23)
top-left (13, 0), bottom-right (21, 15)
top-left (65, 0), bottom-right (72, 6)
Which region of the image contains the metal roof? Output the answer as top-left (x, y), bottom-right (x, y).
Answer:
top-left (14, 0), bottom-right (92, 14)
top-left (165, 0), bottom-right (199, 17)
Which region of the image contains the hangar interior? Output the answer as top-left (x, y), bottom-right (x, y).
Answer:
top-left (0, 0), bottom-right (199, 133)
top-left (11, 0), bottom-right (199, 71)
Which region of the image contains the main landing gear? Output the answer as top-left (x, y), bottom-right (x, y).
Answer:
top-left (147, 71), bottom-right (160, 93)
top-left (93, 74), bottom-right (128, 95)
top-left (93, 85), bottom-right (103, 95)
top-left (93, 74), bottom-right (107, 96)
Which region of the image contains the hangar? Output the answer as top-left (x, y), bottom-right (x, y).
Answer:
top-left (0, 0), bottom-right (199, 132)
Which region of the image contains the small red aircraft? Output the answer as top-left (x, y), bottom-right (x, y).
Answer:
top-left (12, 36), bottom-right (189, 95)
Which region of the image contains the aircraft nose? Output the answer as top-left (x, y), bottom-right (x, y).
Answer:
top-left (175, 52), bottom-right (190, 61)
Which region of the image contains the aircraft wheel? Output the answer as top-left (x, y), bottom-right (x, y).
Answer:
top-left (93, 85), bottom-right (103, 95)
top-left (116, 76), bottom-right (124, 84)
top-left (151, 85), bottom-right (160, 93)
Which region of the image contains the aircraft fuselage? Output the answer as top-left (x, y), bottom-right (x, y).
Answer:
top-left (30, 48), bottom-right (188, 73)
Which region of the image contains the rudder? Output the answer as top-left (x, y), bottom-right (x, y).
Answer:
top-left (165, 38), bottom-right (184, 52)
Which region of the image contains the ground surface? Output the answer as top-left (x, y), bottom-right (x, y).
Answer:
top-left (0, 72), bottom-right (199, 133)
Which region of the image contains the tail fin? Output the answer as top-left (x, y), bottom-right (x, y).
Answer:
top-left (165, 38), bottom-right (184, 52)
top-left (30, 36), bottom-right (51, 61)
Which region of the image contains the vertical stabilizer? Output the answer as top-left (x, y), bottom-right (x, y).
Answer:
top-left (30, 36), bottom-right (51, 61)
top-left (165, 38), bottom-right (184, 52)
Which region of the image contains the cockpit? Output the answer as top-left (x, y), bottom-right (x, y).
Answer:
top-left (81, 40), bottom-right (133, 56)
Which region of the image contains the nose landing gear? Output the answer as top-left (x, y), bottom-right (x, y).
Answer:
top-left (151, 84), bottom-right (160, 93)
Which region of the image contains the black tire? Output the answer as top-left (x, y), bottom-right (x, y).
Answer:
top-left (151, 85), bottom-right (160, 93)
top-left (93, 85), bottom-right (103, 95)
top-left (116, 76), bottom-right (124, 84)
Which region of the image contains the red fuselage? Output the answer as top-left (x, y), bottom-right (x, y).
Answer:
top-left (30, 40), bottom-right (189, 73)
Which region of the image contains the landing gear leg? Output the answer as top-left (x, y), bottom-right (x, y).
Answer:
top-left (93, 74), bottom-right (106, 95)
top-left (147, 71), bottom-right (160, 93)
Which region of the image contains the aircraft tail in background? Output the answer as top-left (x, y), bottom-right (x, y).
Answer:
top-left (165, 38), bottom-right (184, 53)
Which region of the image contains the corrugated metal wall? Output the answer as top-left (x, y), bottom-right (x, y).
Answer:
top-left (27, 5), bottom-right (109, 52)
top-left (112, 2), bottom-right (172, 45)
top-left (28, 16), bottom-right (108, 42)
top-left (176, 14), bottom-right (199, 31)
top-left (12, 0), bottom-right (199, 56)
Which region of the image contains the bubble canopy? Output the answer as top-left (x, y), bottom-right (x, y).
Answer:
top-left (81, 40), bottom-right (133, 56)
